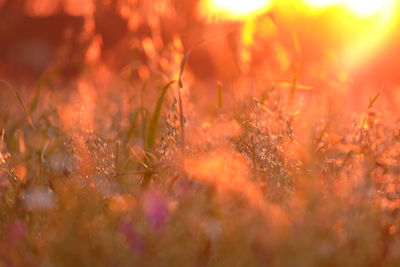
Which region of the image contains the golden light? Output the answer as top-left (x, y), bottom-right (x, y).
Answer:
top-left (202, 0), bottom-right (395, 19)
top-left (303, 0), bottom-right (340, 9)
top-left (303, 0), bottom-right (395, 16)
top-left (276, 0), bottom-right (399, 75)
top-left (346, 0), bottom-right (389, 16)
top-left (200, 0), bottom-right (273, 20)
top-left (198, 0), bottom-right (399, 82)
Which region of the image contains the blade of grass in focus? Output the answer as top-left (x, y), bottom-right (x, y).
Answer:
top-left (145, 81), bottom-right (176, 150)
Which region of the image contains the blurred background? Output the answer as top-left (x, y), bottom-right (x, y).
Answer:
top-left (1, 0), bottom-right (400, 109)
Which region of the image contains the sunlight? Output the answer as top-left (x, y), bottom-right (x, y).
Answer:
top-left (200, 0), bottom-right (273, 20)
top-left (202, 0), bottom-right (394, 20)
top-left (303, 0), bottom-right (394, 16)
top-left (346, 0), bottom-right (389, 16)
top-left (303, 0), bottom-right (340, 9)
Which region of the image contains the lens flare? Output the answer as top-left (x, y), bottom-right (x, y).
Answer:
top-left (200, 0), bottom-right (273, 20)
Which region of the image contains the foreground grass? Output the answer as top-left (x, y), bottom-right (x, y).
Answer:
top-left (1, 75), bottom-right (400, 267)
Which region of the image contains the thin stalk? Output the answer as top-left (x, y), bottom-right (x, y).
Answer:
top-left (0, 79), bottom-right (34, 128)
top-left (178, 86), bottom-right (185, 154)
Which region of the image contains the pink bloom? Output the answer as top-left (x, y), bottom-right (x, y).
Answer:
top-left (119, 220), bottom-right (145, 253)
top-left (142, 189), bottom-right (169, 230)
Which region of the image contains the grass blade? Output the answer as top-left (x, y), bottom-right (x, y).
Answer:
top-left (30, 76), bottom-right (44, 113)
top-left (141, 80), bottom-right (148, 144)
top-left (146, 80), bottom-right (176, 150)
top-left (0, 79), bottom-right (34, 128)
top-left (178, 49), bottom-right (192, 89)
top-left (368, 92), bottom-right (380, 109)
top-left (178, 87), bottom-right (185, 153)
top-left (124, 107), bottom-right (146, 145)
top-left (217, 81), bottom-right (223, 108)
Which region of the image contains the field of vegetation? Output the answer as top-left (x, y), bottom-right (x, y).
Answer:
top-left (1, 0), bottom-right (400, 266)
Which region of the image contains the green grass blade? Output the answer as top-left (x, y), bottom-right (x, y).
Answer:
top-left (146, 80), bottom-right (176, 150)
top-left (124, 107), bottom-right (143, 145)
top-left (30, 75), bottom-right (44, 113)
top-left (141, 80), bottom-right (148, 143)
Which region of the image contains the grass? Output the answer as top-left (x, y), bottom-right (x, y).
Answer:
top-left (1, 17), bottom-right (400, 267)
top-left (1, 71), bottom-right (399, 266)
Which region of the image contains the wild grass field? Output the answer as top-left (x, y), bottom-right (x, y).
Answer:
top-left (1, 0), bottom-right (400, 266)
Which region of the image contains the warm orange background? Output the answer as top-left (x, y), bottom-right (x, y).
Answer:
top-left (1, 0), bottom-right (400, 105)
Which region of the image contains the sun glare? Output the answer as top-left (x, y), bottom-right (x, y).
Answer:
top-left (303, 0), bottom-right (394, 16)
top-left (201, 0), bottom-right (396, 21)
top-left (201, 0), bottom-right (273, 20)
top-left (303, 0), bottom-right (340, 9)
top-left (346, 0), bottom-right (389, 16)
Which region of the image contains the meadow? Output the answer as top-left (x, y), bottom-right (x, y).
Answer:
top-left (1, 0), bottom-right (400, 266)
